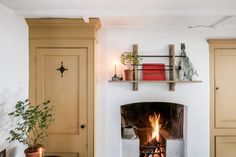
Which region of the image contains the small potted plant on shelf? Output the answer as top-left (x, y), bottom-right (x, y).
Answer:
top-left (7, 99), bottom-right (54, 157)
top-left (120, 51), bottom-right (142, 80)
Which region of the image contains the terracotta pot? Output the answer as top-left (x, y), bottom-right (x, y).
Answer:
top-left (24, 151), bottom-right (40, 157)
top-left (24, 146), bottom-right (44, 157)
top-left (124, 69), bottom-right (133, 81)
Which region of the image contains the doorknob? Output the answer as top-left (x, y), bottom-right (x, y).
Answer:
top-left (80, 124), bottom-right (86, 129)
top-left (215, 87), bottom-right (219, 90)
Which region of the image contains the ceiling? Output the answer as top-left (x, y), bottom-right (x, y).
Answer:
top-left (0, 0), bottom-right (236, 28)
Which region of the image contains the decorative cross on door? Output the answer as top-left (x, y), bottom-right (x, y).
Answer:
top-left (57, 62), bottom-right (68, 77)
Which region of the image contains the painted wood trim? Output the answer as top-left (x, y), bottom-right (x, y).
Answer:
top-left (209, 43), bottom-right (215, 157)
top-left (207, 39), bottom-right (236, 44)
top-left (26, 18), bottom-right (101, 29)
top-left (26, 18), bottom-right (100, 39)
top-left (28, 18), bottom-right (100, 157)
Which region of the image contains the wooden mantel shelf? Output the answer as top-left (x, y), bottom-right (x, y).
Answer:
top-left (108, 80), bottom-right (202, 83)
top-left (108, 80), bottom-right (202, 91)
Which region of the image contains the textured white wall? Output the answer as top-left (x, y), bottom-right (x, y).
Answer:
top-left (95, 26), bottom-right (236, 157)
top-left (0, 4), bottom-right (28, 157)
top-left (1, 3), bottom-right (236, 157)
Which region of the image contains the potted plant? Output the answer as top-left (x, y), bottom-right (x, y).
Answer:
top-left (7, 99), bottom-right (54, 157)
top-left (120, 51), bottom-right (142, 80)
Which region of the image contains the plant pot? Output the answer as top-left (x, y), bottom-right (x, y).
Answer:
top-left (24, 151), bottom-right (40, 157)
top-left (124, 69), bottom-right (133, 81)
top-left (24, 146), bottom-right (44, 157)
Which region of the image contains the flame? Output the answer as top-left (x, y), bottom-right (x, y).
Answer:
top-left (149, 113), bottom-right (160, 142)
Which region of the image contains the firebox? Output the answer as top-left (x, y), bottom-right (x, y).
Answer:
top-left (121, 102), bottom-right (184, 157)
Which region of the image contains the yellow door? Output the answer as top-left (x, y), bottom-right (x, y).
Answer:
top-left (36, 48), bottom-right (87, 157)
top-left (215, 49), bottom-right (236, 128)
top-left (209, 39), bottom-right (236, 157)
top-left (215, 48), bottom-right (236, 157)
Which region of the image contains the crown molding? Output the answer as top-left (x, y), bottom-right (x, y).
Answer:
top-left (26, 18), bottom-right (101, 30)
top-left (207, 39), bottom-right (236, 44)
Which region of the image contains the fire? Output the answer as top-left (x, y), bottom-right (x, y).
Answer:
top-left (149, 113), bottom-right (160, 142)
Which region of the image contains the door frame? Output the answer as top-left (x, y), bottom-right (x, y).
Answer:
top-left (27, 18), bottom-right (100, 157)
top-left (208, 39), bottom-right (236, 157)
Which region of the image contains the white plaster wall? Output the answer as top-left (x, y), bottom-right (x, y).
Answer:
top-left (0, 4), bottom-right (235, 156)
top-left (95, 26), bottom-right (236, 157)
top-left (0, 4), bottom-right (28, 157)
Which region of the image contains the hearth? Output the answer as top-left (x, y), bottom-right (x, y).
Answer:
top-left (121, 102), bottom-right (184, 157)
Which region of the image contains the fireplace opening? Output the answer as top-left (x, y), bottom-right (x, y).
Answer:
top-left (121, 102), bottom-right (184, 157)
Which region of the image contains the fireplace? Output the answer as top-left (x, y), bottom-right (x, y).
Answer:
top-left (121, 102), bottom-right (184, 157)
top-left (0, 149), bottom-right (6, 157)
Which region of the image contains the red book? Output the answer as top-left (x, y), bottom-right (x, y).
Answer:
top-left (142, 64), bottom-right (166, 80)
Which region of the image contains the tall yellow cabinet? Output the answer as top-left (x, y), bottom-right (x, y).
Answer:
top-left (209, 39), bottom-right (236, 157)
top-left (27, 18), bottom-right (100, 157)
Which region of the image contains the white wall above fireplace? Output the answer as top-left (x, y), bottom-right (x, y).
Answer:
top-left (95, 26), bottom-right (236, 157)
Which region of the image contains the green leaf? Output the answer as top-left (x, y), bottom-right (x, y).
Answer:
top-left (6, 99), bottom-right (54, 148)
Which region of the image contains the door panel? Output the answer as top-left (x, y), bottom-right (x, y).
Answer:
top-left (36, 48), bottom-right (87, 157)
top-left (215, 49), bottom-right (236, 128)
top-left (216, 137), bottom-right (236, 157)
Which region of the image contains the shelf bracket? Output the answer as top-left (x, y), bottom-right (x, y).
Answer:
top-left (133, 44), bottom-right (138, 91)
top-left (169, 44), bottom-right (176, 91)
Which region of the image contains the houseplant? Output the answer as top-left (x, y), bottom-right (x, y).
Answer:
top-left (120, 51), bottom-right (142, 80)
top-left (7, 99), bottom-right (54, 157)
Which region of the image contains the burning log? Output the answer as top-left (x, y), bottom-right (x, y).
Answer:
top-left (160, 128), bottom-right (173, 139)
top-left (140, 137), bottom-right (166, 157)
top-left (145, 138), bottom-right (160, 147)
top-left (139, 113), bottom-right (166, 157)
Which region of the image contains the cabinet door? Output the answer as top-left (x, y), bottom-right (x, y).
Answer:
top-left (216, 137), bottom-right (236, 157)
top-left (215, 49), bottom-right (236, 128)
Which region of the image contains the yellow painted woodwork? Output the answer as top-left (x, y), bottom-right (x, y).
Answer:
top-left (215, 49), bottom-right (236, 128)
top-left (209, 39), bottom-right (236, 157)
top-left (216, 137), bottom-right (236, 157)
top-left (27, 18), bottom-right (100, 157)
